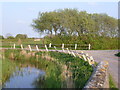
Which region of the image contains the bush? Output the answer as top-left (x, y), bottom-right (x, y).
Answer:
top-left (115, 52), bottom-right (120, 57)
top-left (0, 35), bottom-right (4, 39)
top-left (45, 35), bottom-right (118, 50)
top-left (7, 36), bottom-right (14, 39)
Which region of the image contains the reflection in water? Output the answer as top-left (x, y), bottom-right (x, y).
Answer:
top-left (4, 67), bottom-right (45, 88)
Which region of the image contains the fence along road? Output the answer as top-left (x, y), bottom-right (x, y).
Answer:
top-left (75, 50), bottom-right (119, 88)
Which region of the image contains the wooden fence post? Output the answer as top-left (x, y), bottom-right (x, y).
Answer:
top-left (13, 43), bottom-right (16, 49)
top-left (82, 54), bottom-right (87, 61)
top-left (76, 53), bottom-right (82, 58)
top-left (54, 46), bottom-right (57, 51)
top-left (66, 48), bottom-right (71, 54)
top-left (36, 45), bottom-right (39, 51)
top-left (88, 44), bottom-right (91, 50)
top-left (85, 53), bottom-right (92, 65)
top-left (45, 45), bottom-right (48, 52)
top-left (75, 44), bottom-right (77, 50)
top-left (49, 43), bottom-right (51, 48)
top-left (71, 52), bottom-right (76, 57)
top-left (28, 45), bottom-right (32, 51)
top-left (62, 43), bottom-right (65, 52)
top-left (21, 44), bottom-right (23, 50)
top-left (90, 56), bottom-right (95, 65)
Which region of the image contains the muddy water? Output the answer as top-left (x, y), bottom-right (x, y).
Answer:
top-left (3, 67), bottom-right (45, 88)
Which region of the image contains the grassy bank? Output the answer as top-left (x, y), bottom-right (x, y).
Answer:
top-left (109, 74), bottom-right (118, 89)
top-left (3, 49), bottom-right (93, 88)
top-left (3, 50), bottom-right (62, 88)
top-left (2, 58), bottom-right (16, 83)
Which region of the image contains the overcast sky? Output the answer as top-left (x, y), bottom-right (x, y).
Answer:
top-left (1, 2), bottom-right (118, 38)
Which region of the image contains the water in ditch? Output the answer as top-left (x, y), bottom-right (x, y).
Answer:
top-left (3, 66), bottom-right (45, 88)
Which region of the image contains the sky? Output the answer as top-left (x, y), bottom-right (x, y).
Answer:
top-left (0, 1), bottom-right (118, 38)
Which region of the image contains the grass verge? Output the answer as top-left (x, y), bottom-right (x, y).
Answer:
top-left (109, 74), bottom-right (118, 89)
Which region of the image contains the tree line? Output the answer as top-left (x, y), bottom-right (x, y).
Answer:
top-left (0, 34), bottom-right (28, 39)
top-left (32, 8), bottom-right (118, 38)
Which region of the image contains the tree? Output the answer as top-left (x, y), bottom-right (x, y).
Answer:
top-left (32, 8), bottom-right (118, 38)
top-left (15, 34), bottom-right (28, 39)
top-left (5, 33), bottom-right (13, 38)
top-left (7, 36), bottom-right (14, 39)
top-left (0, 35), bottom-right (4, 39)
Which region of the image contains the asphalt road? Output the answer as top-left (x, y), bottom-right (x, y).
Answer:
top-left (75, 50), bottom-right (119, 88)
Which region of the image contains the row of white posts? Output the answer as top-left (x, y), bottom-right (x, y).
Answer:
top-left (13, 43), bottom-right (91, 50)
top-left (48, 43), bottom-right (91, 50)
top-left (13, 43), bottom-right (94, 66)
top-left (13, 44), bottom-right (49, 52)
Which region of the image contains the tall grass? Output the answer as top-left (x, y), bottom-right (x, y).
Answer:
top-left (3, 49), bottom-right (93, 88)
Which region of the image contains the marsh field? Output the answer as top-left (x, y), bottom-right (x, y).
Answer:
top-left (1, 49), bottom-right (93, 88)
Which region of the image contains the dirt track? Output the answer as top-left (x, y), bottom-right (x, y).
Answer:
top-left (75, 50), bottom-right (119, 88)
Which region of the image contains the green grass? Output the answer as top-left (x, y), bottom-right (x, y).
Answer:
top-left (3, 50), bottom-right (63, 88)
top-left (0, 50), bottom-right (17, 84)
top-left (3, 49), bottom-right (93, 88)
top-left (109, 74), bottom-right (118, 89)
top-left (48, 51), bottom-right (93, 88)
top-left (2, 58), bottom-right (16, 83)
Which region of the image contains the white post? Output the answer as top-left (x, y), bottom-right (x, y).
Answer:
top-left (36, 45), bottom-right (39, 51)
top-left (75, 44), bottom-right (77, 50)
top-left (28, 45), bottom-right (32, 51)
top-left (62, 43), bottom-right (64, 48)
top-left (85, 54), bottom-right (92, 65)
top-left (77, 53), bottom-right (82, 58)
top-left (21, 44), bottom-right (23, 50)
top-left (90, 56), bottom-right (95, 62)
top-left (82, 54), bottom-right (87, 61)
top-left (90, 56), bottom-right (93, 60)
top-left (66, 48), bottom-right (71, 54)
top-left (45, 45), bottom-right (48, 52)
top-left (87, 57), bottom-right (92, 65)
top-left (88, 44), bottom-right (91, 50)
top-left (54, 46), bottom-right (57, 51)
top-left (49, 43), bottom-right (51, 48)
top-left (89, 56), bottom-right (95, 65)
top-left (71, 52), bottom-right (76, 57)
top-left (62, 43), bottom-right (65, 52)
top-left (13, 43), bottom-right (15, 49)
top-left (85, 53), bottom-right (89, 57)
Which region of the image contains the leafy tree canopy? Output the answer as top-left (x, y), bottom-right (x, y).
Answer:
top-left (7, 36), bottom-right (14, 39)
top-left (32, 8), bottom-right (118, 38)
top-left (0, 35), bottom-right (4, 39)
top-left (15, 34), bottom-right (28, 39)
